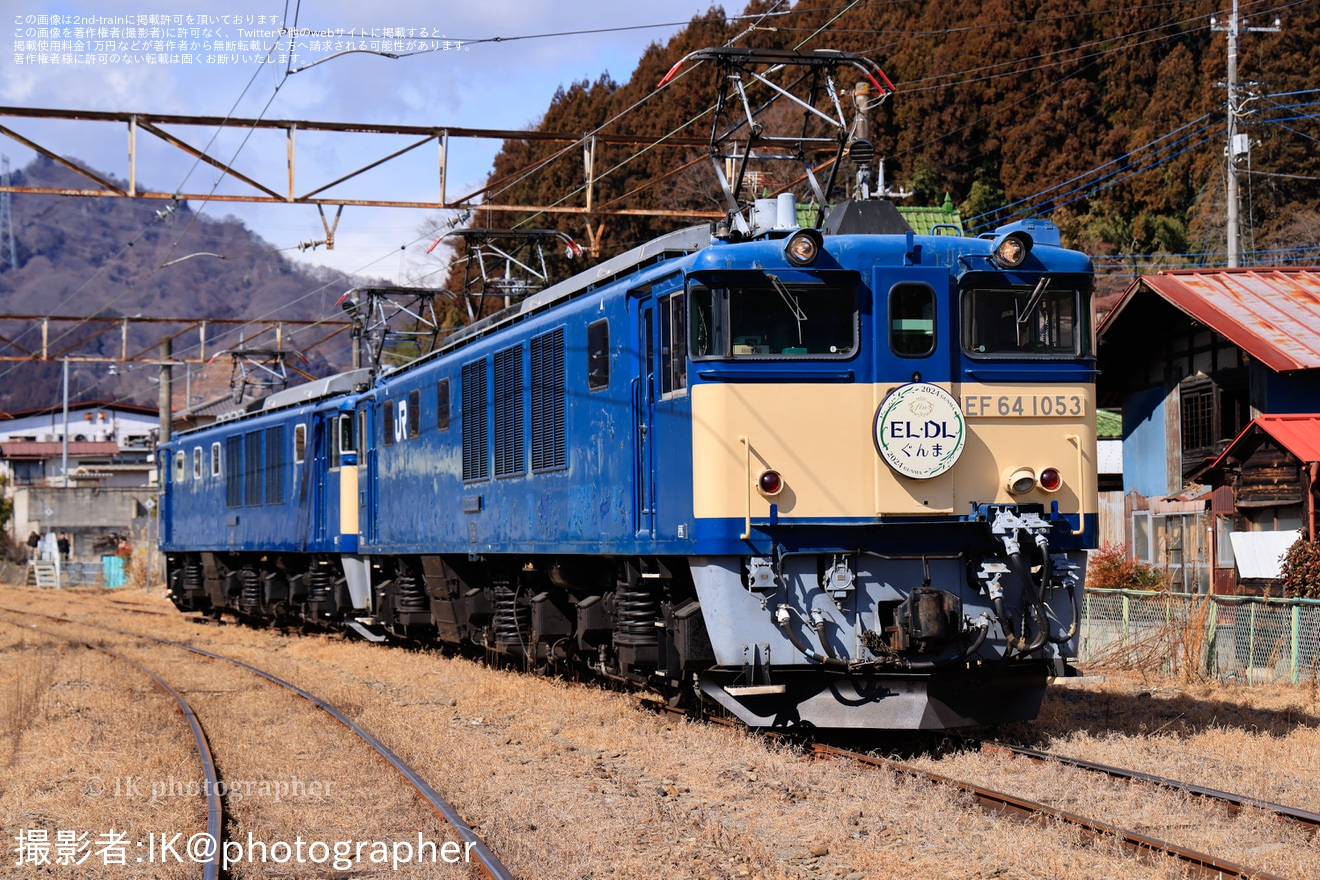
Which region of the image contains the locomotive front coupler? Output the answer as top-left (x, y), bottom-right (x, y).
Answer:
top-left (973, 505), bottom-right (1071, 655)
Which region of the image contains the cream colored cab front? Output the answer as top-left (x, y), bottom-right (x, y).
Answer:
top-left (690, 381), bottom-right (1096, 522)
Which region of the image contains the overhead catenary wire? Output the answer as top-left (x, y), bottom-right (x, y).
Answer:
top-left (6, 0), bottom-right (1314, 409)
top-left (0, 25), bottom-right (297, 389)
top-left (962, 115), bottom-right (1217, 230)
top-left (961, 125), bottom-right (1221, 232)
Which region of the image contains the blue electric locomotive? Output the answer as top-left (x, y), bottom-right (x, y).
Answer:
top-left (160, 195), bottom-right (1095, 730)
top-left (160, 47), bottom-right (1096, 729)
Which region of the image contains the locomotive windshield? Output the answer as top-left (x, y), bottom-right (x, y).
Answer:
top-left (961, 283), bottom-right (1086, 357)
top-left (689, 279), bottom-right (856, 359)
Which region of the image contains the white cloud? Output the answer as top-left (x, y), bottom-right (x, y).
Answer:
top-left (4, 0), bottom-right (710, 281)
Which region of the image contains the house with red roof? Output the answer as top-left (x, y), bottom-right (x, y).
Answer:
top-left (1097, 268), bottom-right (1320, 594)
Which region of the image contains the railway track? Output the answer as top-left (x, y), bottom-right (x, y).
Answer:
top-left (9, 587), bottom-right (1315, 879)
top-left (0, 605), bottom-right (515, 880)
top-left (658, 705), bottom-right (1296, 880)
top-left (2, 619), bottom-right (224, 880)
top-left (809, 742), bottom-right (1289, 880)
top-left (982, 741), bottom-right (1320, 834)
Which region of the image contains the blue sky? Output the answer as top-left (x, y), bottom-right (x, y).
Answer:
top-left (3, 1), bottom-right (709, 282)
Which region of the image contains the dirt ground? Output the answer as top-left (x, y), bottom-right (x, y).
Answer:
top-left (2, 584), bottom-right (1318, 879)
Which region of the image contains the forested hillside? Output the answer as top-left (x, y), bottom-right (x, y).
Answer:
top-left (469, 0), bottom-right (1320, 305)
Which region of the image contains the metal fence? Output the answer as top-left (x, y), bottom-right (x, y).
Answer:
top-left (1080, 588), bottom-right (1320, 684)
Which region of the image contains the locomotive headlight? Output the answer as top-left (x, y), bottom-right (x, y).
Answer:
top-left (1038, 467), bottom-right (1063, 492)
top-left (784, 229), bottom-right (823, 266)
top-left (757, 469), bottom-right (784, 497)
top-left (1006, 467), bottom-right (1037, 495)
top-left (991, 231), bottom-right (1032, 268)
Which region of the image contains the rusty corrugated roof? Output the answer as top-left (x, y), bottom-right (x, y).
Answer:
top-left (1099, 268), bottom-right (1320, 372)
top-left (1208, 414), bottom-right (1320, 470)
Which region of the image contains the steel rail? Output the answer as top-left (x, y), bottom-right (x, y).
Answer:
top-left (654, 705), bottom-right (1285, 880)
top-left (809, 742), bottom-right (1289, 880)
top-left (0, 620), bottom-right (222, 880)
top-left (0, 607), bottom-right (516, 880)
top-left (984, 742), bottom-right (1320, 832)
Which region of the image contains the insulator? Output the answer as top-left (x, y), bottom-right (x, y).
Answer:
top-left (394, 569), bottom-right (429, 614)
top-left (306, 564), bottom-right (335, 603)
top-left (492, 584), bottom-right (528, 650)
top-left (614, 581), bottom-right (659, 646)
top-left (238, 567), bottom-right (263, 609)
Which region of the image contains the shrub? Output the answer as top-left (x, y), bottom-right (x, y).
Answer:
top-left (1087, 543), bottom-right (1167, 590)
top-left (1281, 535), bottom-right (1320, 599)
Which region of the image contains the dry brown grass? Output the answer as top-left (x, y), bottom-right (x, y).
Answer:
top-left (0, 625), bottom-right (201, 878)
top-left (5, 584), bottom-right (1320, 879)
top-left (1084, 587), bottom-right (1216, 683)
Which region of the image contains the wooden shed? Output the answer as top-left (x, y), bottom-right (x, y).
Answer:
top-left (1197, 414), bottom-right (1320, 594)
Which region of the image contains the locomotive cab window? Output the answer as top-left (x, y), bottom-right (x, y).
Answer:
top-left (661, 292), bottom-right (687, 396)
top-left (293, 424), bottom-right (306, 464)
top-left (436, 379), bottom-right (451, 431)
top-left (331, 413), bottom-right (355, 467)
top-left (174, 451), bottom-right (186, 482)
top-left (962, 283), bottom-right (1086, 357)
top-left (407, 389), bottom-right (421, 439)
top-left (690, 279), bottom-right (856, 359)
top-left (587, 319), bottom-right (610, 390)
top-left (889, 283), bottom-right (936, 357)
top-left (339, 414), bottom-right (355, 453)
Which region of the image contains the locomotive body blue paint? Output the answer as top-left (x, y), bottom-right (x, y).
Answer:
top-left (161, 212), bottom-right (1098, 730)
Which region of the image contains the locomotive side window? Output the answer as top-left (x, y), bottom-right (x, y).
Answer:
top-left (437, 379), bottom-right (451, 431)
top-left (889, 283), bottom-right (936, 357)
top-left (211, 442), bottom-right (222, 478)
top-left (962, 285), bottom-right (1084, 356)
top-left (293, 424), bottom-right (306, 464)
top-left (587, 320), bottom-right (609, 390)
top-left (174, 451), bottom-right (186, 482)
top-left (689, 280), bottom-right (856, 358)
top-left (192, 447), bottom-right (203, 480)
top-left (407, 389), bottom-right (421, 439)
top-left (660, 292), bottom-right (687, 396)
top-left (383, 400), bottom-right (396, 447)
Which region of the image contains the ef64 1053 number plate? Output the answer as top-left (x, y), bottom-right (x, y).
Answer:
top-left (962, 394), bottom-right (1086, 418)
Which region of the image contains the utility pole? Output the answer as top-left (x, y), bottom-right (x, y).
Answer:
top-left (1211, 0), bottom-right (1280, 268)
top-left (0, 154), bottom-right (14, 270)
top-left (60, 358), bottom-right (69, 487)
top-left (158, 337), bottom-right (172, 445)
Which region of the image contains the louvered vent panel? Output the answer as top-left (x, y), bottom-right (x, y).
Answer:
top-left (531, 327), bottom-right (566, 472)
top-left (494, 345), bottom-right (525, 477)
top-left (462, 359), bottom-right (489, 481)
